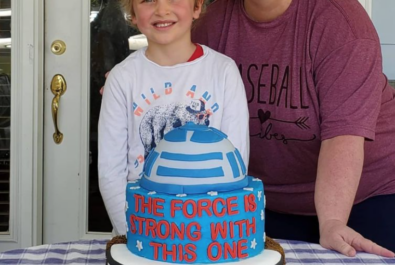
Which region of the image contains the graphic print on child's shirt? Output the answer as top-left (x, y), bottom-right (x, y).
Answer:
top-left (139, 100), bottom-right (211, 157)
top-left (132, 82), bottom-right (219, 178)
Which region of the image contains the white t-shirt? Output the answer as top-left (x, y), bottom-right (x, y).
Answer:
top-left (98, 45), bottom-right (249, 235)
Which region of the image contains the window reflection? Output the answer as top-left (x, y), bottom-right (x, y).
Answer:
top-left (89, 0), bottom-right (141, 232)
top-left (0, 0), bottom-right (11, 233)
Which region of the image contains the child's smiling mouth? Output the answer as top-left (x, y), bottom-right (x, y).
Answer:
top-left (153, 21), bottom-right (176, 28)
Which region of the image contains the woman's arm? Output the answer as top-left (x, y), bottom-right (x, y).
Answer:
top-left (315, 135), bottom-right (394, 257)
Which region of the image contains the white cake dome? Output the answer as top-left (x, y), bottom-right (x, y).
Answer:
top-left (140, 122), bottom-right (248, 194)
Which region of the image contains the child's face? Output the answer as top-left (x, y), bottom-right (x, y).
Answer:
top-left (131, 0), bottom-right (202, 46)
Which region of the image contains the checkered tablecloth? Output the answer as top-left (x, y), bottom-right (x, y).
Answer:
top-left (0, 240), bottom-right (107, 264)
top-left (0, 239), bottom-right (394, 264)
top-left (277, 240), bottom-right (395, 264)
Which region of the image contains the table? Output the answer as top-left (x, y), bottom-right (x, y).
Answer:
top-left (0, 239), bottom-right (394, 264)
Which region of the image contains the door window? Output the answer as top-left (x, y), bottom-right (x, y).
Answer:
top-left (89, 0), bottom-right (142, 232)
top-left (0, 0), bottom-right (11, 234)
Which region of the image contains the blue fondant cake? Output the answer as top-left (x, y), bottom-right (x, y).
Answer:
top-left (140, 123), bottom-right (248, 194)
top-left (125, 123), bottom-right (266, 264)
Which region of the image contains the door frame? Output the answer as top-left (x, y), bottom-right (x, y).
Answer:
top-left (43, 0), bottom-right (110, 243)
top-left (0, 0), bottom-right (43, 251)
top-left (358, 0), bottom-right (372, 17)
top-left (0, 0), bottom-right (111, 251)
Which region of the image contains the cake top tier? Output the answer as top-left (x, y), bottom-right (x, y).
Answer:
top-left (139, 122), bottom-right (248, 194)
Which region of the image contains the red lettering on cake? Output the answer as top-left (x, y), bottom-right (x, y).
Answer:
top-left (129, 214), bottom-right (136, 234)
top-left (186, 222), bottom-right (201, 241)
top-left (170, 200), bottom-right (182, 218)
top-left (210, 221), bottom-right (227, 240)
top-left (197, 199), bottom-right (212, 217)
top-left (210, 219), bottom-right (254, 240)
top-left (207, 241), bottom-right (250, 261)
top-left (134, 195), bottom-right (165, 216)
top-left (234, 220), bottom-right (245, 237)
top-left (237, 239), bottom-right (248, 259)
top-left (229, 221), bottom-right (235, 238)
top-left (224, 241), bottom-right (237, 259)
top-left (171, 222), bottom-right (184, 240)
top-left (178, 244), bottom-right (183, 262)
top-left (149, 243), bottom-right (197, 263)
top-left (248, 194), bottom-right (257, 212)
top-left (244, 194), bottom-right (257, 212)
top-left (227, 197), bottom-right (239, 215)
top-left (150, 242), bottom-right (161, 260)
top-left (134, 215), bottom-right (146, 234)
top-left (141, 196), bottom-right (152, 214)
top-left (182, 200), bottom-right (197, 218)
top-left (184, 244), bottom-right (197, 262)
top-left (162, 244), bottom-right (177, 262)
top-left (157, 220), bottom-right (170, 239)
top-left (244, 195), bottom-right (249, 212)
top-left (146, 218), bottom-right (156, 237)
top-left (246, 217), bottom-right (256, 236)
top-left (153, 198), bottom-right (164, 217)
top-left (169, 197), bottom-right (241, 218)
top-left (129, 217), bottom-right (207, 241)
top-left (212, 198), bottom-right (226, 217)
top-left (208, 242), bottom-right (222, 261)
top-left (133, 194), bottom-right (141, 213)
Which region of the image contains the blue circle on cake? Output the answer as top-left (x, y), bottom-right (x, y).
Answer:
top-left (140, 122), bottom-right (248, 194)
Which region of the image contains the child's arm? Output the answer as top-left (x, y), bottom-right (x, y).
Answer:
top-left (220, 61), bottom-right (250, 168)
top-left (98, 68), bottom-right (129, 235)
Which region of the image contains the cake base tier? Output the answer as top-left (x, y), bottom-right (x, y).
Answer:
top-left (106, 244), bottom-right (283, 265)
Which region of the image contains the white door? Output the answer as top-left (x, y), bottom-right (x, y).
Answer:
top-left (43, 0), bottom-right (139, 243)
top-left (43, 0), bottom-right (92, 244)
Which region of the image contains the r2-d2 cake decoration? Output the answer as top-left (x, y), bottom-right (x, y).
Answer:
top-left (140, 122), bottom-right (248, 194)
top-left (120, 122), bottom-right (274, 264)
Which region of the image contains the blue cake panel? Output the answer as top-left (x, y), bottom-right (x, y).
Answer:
top-left (140, 176), bottom-right (249, 195)
top-left (125, 176), bottom-right (265, 264)
top-left (141, 123), bottom-right (249, 195)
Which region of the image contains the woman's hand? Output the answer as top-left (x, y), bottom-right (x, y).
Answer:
top-left (315, 136), bottom-right (394, 258)
top-left (319, 219), bottom-right (395, 258)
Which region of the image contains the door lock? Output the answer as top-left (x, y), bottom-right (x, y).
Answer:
top-left (51, 40), bottom-right (66, 55)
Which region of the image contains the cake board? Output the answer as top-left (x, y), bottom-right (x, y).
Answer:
top-left (106, 244), bottom-right (284, 265)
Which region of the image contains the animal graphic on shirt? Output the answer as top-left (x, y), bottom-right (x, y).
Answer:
top-left (139, 99), bottom-right (210, 158)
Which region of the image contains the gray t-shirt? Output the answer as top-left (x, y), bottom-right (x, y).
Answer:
top-left (193, 0), bottom-right (395, 215)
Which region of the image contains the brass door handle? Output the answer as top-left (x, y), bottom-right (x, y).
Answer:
top-left (51, 74), bottom-right (67, 144)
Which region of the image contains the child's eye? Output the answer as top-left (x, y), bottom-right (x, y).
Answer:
top-left (142, 0), bottom-right (155, 3)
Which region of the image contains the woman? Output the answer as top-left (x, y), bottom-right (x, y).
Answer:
top-left (192, 0), bottom-right (395, 257)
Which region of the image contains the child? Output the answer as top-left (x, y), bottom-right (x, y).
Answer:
top-left (98, 0), bottom-right (249, 235)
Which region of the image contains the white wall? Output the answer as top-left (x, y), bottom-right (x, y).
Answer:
top-left (371, 1), bottom-right (395, 79)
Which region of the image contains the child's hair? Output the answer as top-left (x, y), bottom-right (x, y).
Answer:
top-left (118, 0), bottom-right (206, 28)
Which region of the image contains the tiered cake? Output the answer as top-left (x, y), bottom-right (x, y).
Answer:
top-left (107, 123), bottom-right (282, 265)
